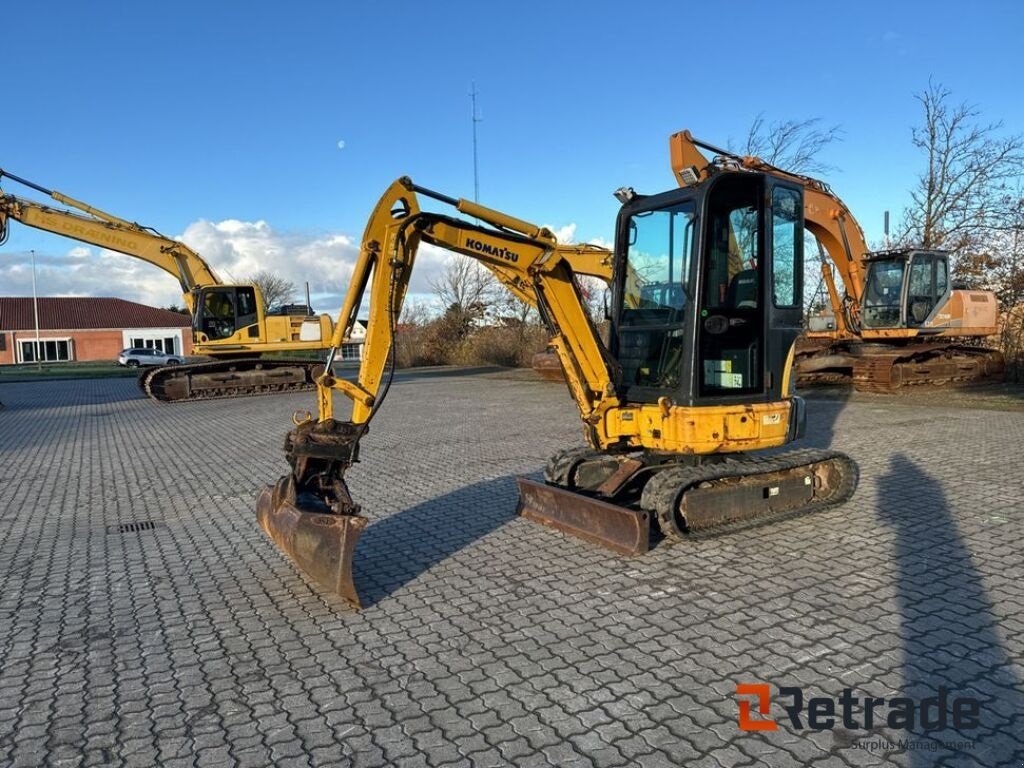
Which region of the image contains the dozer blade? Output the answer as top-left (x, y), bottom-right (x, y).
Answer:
top-left (256, 486), bottom-right (368, 607)
top-left (517, 477), bottom-right (650, 556)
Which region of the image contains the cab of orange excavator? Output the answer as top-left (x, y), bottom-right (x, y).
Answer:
top-left (611, 170), bottom-right (805, 409)
top-left (861, 249), bottom-right (951, 330)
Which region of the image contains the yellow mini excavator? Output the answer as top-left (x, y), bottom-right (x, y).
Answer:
top-left (0, 170), bottom-right (335, 402)
top-left (256, 136), bottom-right (859, 607)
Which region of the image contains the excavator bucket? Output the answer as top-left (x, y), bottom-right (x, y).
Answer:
top-left (517, 477), bottom-right (651, 556)
top-left (255, 419), bottom-right (368, 608)
top-left (256, 487), bottom-right (367, 607)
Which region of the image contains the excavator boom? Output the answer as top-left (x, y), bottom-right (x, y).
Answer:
top-left (0, 169), bottom-right (220, 305)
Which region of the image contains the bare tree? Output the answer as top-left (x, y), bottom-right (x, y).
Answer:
top-left (742, 114), bottom-right (843, 174)
top-left (897, 80), bottom-right (1024, 263)
top-left (399, 300), bottom-right (431, 327)
top-left (430, 256), bottom-right (498, 319)
top-left (982, 196), bottom-right (1024, 379)
top-left (246, 269), bottom-right (298, 311)
top-left (492, 292), bottom-right (537, 329)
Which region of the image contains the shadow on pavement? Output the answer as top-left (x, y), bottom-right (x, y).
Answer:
top-left (0, 378), bottom-right (146, 415)
top-left (876, 453), bottom-right (1023, 766)
top-left (352, 474), bottom-right (524, 608)
top-left (795, 384), bottom-right (853, 451)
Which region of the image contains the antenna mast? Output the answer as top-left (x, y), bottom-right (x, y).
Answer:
top-left (470, 82), bottom-right (481, 202)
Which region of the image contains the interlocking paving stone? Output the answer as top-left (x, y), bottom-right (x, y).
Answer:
top-left (0, 374), bottom-right (1022, 767)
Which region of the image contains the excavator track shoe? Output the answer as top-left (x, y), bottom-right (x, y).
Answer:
top-left (256, 485), bottom-right (367, 607)
top-left (517, 477), bottom-right (650, 556)
top-left (143, 359), bottom-right (326, 403)
top-left (642, 448), bottom-right (858, 537)
top-left (852, 347), bottom-right (1004, 393)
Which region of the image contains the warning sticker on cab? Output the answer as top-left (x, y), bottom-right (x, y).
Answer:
top-left (704, 360), bottom-right (743, 388)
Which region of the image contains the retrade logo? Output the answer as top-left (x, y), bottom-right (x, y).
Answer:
top-left (736, 684), bottom-right (778, 731)
top-left (735, 684), bottom-right (981, 732)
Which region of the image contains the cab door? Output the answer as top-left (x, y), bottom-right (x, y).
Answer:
top-left (695, 174), bottom-right (765, 402)
top-left (765, 183), bottom-right (804, 399)
top-left (905, 251), bottom-right (949, 327)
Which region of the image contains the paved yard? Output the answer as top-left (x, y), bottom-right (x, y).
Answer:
top-left (0, 373), bottom-right (1022, 768)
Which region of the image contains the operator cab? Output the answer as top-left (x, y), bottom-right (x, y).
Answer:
top-left (192, 285), bottom-right (261, 341)
top-left (861, 249), bottom-right (950, 329)
top-left (611, 171), bottom-right (804, 407)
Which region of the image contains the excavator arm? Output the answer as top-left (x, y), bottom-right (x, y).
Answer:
top-left (256, 177), bottom-right (622, 605)
top-left (314, 177), bottom-right (617, 430)
top-left (0, 170), bottom-right (220, 311)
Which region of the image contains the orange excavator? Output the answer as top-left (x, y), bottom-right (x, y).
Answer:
top-left (668, 132), bottom-right (1004, 393)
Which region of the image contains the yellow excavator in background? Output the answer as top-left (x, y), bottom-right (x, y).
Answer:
top-left (668, 132), bottom-right (1004, 392)
top-left (256, 145), bottom-right (859, 607)
top-left (0, 170), bottom-right (336, 401)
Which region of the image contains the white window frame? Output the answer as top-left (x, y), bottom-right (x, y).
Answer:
top-left (339, 342), bottom-right (363, 361)
top-left (122, 328), bottom-right (183, 355)
top-left (18, 337), bottom-right (74, 363)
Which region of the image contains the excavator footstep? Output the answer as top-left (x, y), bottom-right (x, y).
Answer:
top-left (255, 486), bottom-right (368, 608)
top-left (516, 477), bottom-right (650, 556)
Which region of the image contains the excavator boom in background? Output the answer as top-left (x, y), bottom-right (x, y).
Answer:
top-left (0, 170), bottom-right (335, 402)
top-left (667, 131), bottom-right (1003, 392)
top-left (257, 155), bottom-right (858, 607)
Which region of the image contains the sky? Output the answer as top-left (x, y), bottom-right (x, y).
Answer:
top-left (1, 0), bottom-right (1022, 313)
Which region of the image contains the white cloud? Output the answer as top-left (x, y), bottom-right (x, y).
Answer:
top-left (0, 219), bottom-right (365, 313)
top-left (0, 216), bottom-right (610, 318)
top-left (545, 223), bottom-right (577, 244)
top-left (178, 218), bottom-right (361, 300)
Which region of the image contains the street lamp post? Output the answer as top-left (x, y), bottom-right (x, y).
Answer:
top-left (30, 249), bottom-right (41, 370)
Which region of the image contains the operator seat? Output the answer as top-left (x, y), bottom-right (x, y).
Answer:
top-left (725, 269), bottom-right (758, 309)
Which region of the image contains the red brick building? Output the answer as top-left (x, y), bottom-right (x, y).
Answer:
top-left (0, 297), bottom-right (193, 365)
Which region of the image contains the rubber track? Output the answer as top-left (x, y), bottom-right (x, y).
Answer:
top-left (640, 448), bottom-right (858, 538)
top-left (543, 446), bottom-right (604, 486)
top-left (139, 358), bottom-right (324, 403)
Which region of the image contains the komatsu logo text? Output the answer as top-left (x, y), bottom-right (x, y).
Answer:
top-left (465, 238), bottom-right (520, 263)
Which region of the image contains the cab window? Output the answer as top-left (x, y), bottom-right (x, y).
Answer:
top-left (236, 286), bottom-right (259, 327)
top-left (771, 187), bottom-right (802, 307)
